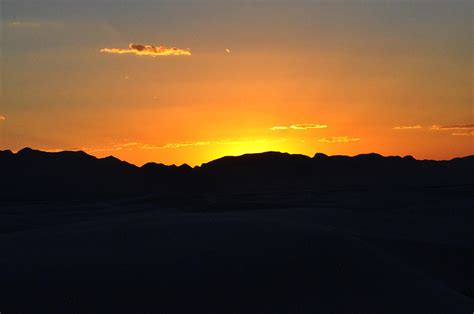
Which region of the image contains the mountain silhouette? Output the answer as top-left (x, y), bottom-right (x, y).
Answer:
top-left (0, 147), bottom-right (472, 202)
top-left (1, 148), bottom-right (473, 313)
top-left (0, 148), bottom-right (141, 201)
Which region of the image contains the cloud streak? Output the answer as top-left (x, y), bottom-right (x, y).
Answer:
top-left (270, 123), bottom-right (327, 130)
top-left (100, 43), bottom-right (191, 57)
top-left (430, 124), bottom-right (474, 136)
top-left (318, 136), bottom-right (360, 143)
top-left (77, 138), bottom-right (287, 153)
top-left (430, 124), bottom-right (474, 131)
top-left (8, 21), bottom-right (49, 28)
top-left (0, 115), bottom-right (5, 121)
top-left (141, 138), bottom-right (286, 150)
top-left (392, 125), bottom-right (422, 130)
top-left (6, 20), bottom-right (62, 30)
top-left (451, 131), bottom-right (474, 136)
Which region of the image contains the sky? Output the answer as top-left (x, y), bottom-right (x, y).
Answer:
top-left (0, 0), bottom-right (472, 166)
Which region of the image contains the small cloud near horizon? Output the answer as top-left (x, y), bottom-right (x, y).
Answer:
top-left (392, 125), bottom-right (422, 130)
top-left (431, 124), bottom-right (474, 136)
top-left (100, 43), bottom-right (191, 57)
top-left (73, 138), bottom-right (287, 153)
top-left (270, 123), bottom-right (327, 130)
top-left (318, 136), bottom-right (360, 143)
top-left (0, 115), bottom-right (6, 121)
top-left (141, 138), bottom-right (286, 150)
top-left (430, 124), bottom-right (474, 131)
top-left (451, 130), bottom-right (474, 136)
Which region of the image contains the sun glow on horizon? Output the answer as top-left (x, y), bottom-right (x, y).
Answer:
top-left (1, 1), bottom-right (472, 164)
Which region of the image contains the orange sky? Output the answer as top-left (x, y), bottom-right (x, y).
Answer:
top-left (1, 0), bottom-right (472, 166)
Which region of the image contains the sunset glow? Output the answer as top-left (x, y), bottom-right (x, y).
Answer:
top-left (1, 0), bottom-right (472, 166)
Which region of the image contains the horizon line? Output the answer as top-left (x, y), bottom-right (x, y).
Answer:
top-left (1, 147), bottom-right (473, 168)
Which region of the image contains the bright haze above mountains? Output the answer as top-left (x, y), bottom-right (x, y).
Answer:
top-left (1, 0), bottom-right (472, 166)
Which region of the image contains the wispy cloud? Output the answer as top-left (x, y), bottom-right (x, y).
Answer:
top-left (318, 136), bottom-right (360, 143)
top-left (100, 43), bottom-right (191, 57)
top-left (7, 20), bottom-right (59, 28)
top-left (75, 138), bottom-right (287, 153)
top-left (0, 115), bottom-right (5, 121)
top-left (141, 142), bottom-right (212, 150)
top-left (8, 21), bottom-right (40, 27)
top-left (270, 123), bottom-right (327, 131)
top-left (430, 124), bottom-right (474, 136)
top-left (451, 130), bottom-right (474, 136)
top-left (141, 138), bottom-right (286, 150)
top-left (392, 125), bottom-right (422, 130)
top-left (430, 124), bottom-right (474, 131)
top-left (290, 124), bottom-right (328, 130)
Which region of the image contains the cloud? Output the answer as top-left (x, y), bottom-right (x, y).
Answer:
top-left (430, 124), bottom-right (474, 131)
top-left (114, 142), bottom-right (139, 148)
top-left (430, 124), bottom-right (474, 136)
top-left (8, 21), bottom-right (39, 27)
top-left (100, 43), bottom-right (191, 57)
top-left (141, 138), bottom-right (286, 150)
top-left (141, 141), bottom-right (211, 149)
top-left (451, 130), bottom-right (474, 136)
top-left (392, 125), bottom-right (422, 130)
top-left (318, 136), bottom-right (360, 143)
top-left (0, 115), bottom-right (5, 121)
top-left (77, 138), bottom-right (287, 153)
top-left (290, 124), bottom-right (327, 130)
top-left (225, 48), bottom-right (231, 54)
top-left (7, 20), bottom-right (59, 28)
top-left (270, 123), bottom-right (327, 131)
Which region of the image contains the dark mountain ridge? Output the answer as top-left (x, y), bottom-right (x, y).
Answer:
top-left (1, 149), bottom-right (473, 313)
top-left (1, 148), bottom-right (473, 202)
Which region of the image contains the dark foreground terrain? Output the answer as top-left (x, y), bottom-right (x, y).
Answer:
top-left (0, 149), bottom-right (473, 313)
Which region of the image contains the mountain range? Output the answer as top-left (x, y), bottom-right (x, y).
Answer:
top-left (1, 148), bottom-right (473, 313)
top-left (1, 147), bottom-right (472, 202)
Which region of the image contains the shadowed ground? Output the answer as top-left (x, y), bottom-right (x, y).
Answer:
top-left (1, 187), bottom-right (473, 313)
top-left (1, 150), bottom-right (472, 313)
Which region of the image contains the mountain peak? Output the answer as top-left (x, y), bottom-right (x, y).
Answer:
top-left (17, 147), bottom-right (37, 154)
top-left (313, 152), bottom-right (328, 159)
